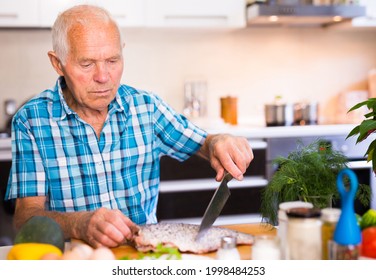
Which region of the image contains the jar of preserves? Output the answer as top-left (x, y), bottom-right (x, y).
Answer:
top-left (286, 207), bottom-right (322, 260)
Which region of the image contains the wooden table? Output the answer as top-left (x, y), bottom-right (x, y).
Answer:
top-left (111, 223), bottom-right (276, 260)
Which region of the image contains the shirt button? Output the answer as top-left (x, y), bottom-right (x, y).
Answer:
top-left (97, 162), bottom-right (102, 166)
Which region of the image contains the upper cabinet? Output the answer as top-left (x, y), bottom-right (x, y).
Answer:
top-left (351, 0), bottom-right (376, 27)
top-left (145, 0), bottom-right (246, 28)
top-left (38, 0), bottom-right (145, 28)
top-left (0, 0), bottom-right (246, 29)
top-left (0, 0), bottom-right (39, 27)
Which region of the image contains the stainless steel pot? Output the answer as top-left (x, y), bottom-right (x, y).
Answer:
top-left (293, 102), bottom-right (318, 125)
top-left (264, 103), bottom-right (293, 127)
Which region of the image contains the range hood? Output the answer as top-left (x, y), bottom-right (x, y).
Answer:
top-left (247, 3), bottom-right (366, 27)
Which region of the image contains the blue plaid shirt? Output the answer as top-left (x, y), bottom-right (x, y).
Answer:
top-left (6, 77), bottom-right (207, 224)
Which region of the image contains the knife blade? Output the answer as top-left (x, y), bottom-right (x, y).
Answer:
top-left (196, 172), bottom-right (232, 241)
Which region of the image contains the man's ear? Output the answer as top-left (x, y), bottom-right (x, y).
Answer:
top-left (47, 51), bottom-right (64, 76)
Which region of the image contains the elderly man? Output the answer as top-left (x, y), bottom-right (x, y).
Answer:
top-left (6, 5), bottom-right (253, 248)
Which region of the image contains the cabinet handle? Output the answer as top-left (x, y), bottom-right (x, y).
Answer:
top-left (112, 14), bottom-right (127, 20)
top-left (0, 13), bottom-right (18, 19)
top-left (164, 15), bottom-right (228, 23)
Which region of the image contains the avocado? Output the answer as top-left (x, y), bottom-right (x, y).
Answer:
top-left (14, 216), bottom-right (65, 252)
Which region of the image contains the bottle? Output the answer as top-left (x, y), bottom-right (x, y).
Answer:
top-left (286, 207), bottom-right (322, 260)
top-left (251, 235), bottom-right (281, 260)
top-left (216, 236), bottom-right (241, 260)
top-left (321, 208), bottom-right (341, 260)
top-left (331, 169), bottom-right (361, 260)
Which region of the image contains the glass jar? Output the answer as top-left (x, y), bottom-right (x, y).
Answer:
top-left (286, 207), bottom-right (322, 260)
top-left (252, 235), bottom-right (281, 260)
top-left (277, 201), bottom-right (313, 260)
top-left (216, 236), bottom-right (240, 260)
top-left (321, 208), bottom-right (341, 260)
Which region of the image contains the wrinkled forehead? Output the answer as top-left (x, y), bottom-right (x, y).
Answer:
top-left (68, 19), bottom-right (122, 51)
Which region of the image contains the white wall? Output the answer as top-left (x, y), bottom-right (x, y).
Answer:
top-left (0, 27), bottom-right (375, 129)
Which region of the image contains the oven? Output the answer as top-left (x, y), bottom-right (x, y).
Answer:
top-left (266, 135), bottom-right (376, 215)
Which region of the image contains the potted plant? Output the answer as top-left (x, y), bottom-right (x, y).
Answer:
top-left (347, 97), bottom-right (376, 172)
top-left (260, 139), bottom-right (371, 225)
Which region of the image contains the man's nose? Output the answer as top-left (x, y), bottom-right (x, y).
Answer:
top-left (93, 63), bottom-right (110, 83)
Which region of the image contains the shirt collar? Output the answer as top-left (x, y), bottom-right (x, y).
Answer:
top-left (51, 76), bottom-right (124, 121)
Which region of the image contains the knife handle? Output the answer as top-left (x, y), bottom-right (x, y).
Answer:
top-left (224, 172), bottom-right (233, 182)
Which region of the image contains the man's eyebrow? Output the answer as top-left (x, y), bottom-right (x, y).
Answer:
top-left (78, 55), bottom-right (122, 62)
top-left (78, 57), bottom-right (95, 63)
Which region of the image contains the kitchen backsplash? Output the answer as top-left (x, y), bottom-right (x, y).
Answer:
top-left (0, 27), bottom-right (375, 129)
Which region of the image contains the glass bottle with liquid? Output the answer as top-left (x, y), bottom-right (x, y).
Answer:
top-left (321, 208), bottom-right (341, 260)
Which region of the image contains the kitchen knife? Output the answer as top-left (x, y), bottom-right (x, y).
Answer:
top-left (196, 172), bottom-right (232, 241)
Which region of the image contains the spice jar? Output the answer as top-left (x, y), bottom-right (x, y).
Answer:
top-left (220, 96), bottom-right (238, 125)
top-left (251, 235), bottom-right (281, 260)
top-left (286, 207), bottom-right (322, 260)
top-left (216, 236), bottom-right (240, 260)
top-left (321, 208), bottom-right (341, 260)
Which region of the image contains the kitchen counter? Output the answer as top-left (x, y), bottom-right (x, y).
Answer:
top-left (0, 124), bottom-right (357, 145)
top-left (0, 124), bottom-right (359, 161)
top-left (203, 124), bottom-right (357, 139)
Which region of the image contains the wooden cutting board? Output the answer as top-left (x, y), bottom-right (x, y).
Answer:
top-left (111, 223), bottom-right (276, 260)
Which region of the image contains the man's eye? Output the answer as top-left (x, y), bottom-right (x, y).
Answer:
top-left (81, 63), bottom-right (92, 68)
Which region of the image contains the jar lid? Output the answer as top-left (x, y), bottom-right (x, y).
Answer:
top-left (220, 236), bottom-right (237, 249)
top-left (286, 207), bottom-right (321, 218)
top-left (321, 208), bottom-right (341, 222)
top-left (279, 201), bottom-right (313, 211)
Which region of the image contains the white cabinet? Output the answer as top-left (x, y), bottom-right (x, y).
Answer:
top-left (0, 0), bottom-right (246, 29)
top-left (38, 0), bottom-right (145, 28)
top-left (145, 0), bottom-right (246, 28)
top-left (0, 0), bottom-right (39, 27)
top-left (94, 0), bottom-right (145, 27)
top-left (352, 0), bottom-right (376, 27)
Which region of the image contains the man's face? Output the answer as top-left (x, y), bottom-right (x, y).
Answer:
top-left (60, 21), bottom-right (124, 113)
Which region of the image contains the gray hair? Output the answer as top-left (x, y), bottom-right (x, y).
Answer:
top-left (51, 5), bottom-right (123, 65)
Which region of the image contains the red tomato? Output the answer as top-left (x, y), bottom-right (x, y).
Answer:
top-left (361, 226), bottom-right (376, 259)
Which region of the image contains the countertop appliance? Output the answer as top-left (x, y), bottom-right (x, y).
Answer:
top-left (247, 1), bottom-right (366, 27)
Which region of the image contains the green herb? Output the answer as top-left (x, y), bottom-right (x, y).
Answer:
top-left (119, 243), bottom-right (182, 260)
top-left (347, 97), bottom-right (376, 172)
top-left (260, 139), bottom-right (371, 225)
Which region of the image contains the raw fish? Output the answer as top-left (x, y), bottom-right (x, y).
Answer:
top-left (131, 223), bottom-right (254, 254)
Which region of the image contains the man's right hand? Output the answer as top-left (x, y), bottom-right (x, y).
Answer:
top-left (14, 197), bottom-right (138, 248)
top-left (79, 207), bottom-right (139, 248)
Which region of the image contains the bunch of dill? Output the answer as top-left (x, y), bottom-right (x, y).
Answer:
top-left (260, 139), bottom-right (371, 225)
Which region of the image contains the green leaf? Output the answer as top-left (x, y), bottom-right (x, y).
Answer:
top-left (348, 100), bottom-right (369, 112)
top-left (372, 146), bottom-right (376, 173)
top-left (346, 125), bottom-right (360, 139)
top-left (357, 120), bottom-right (376, 142)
